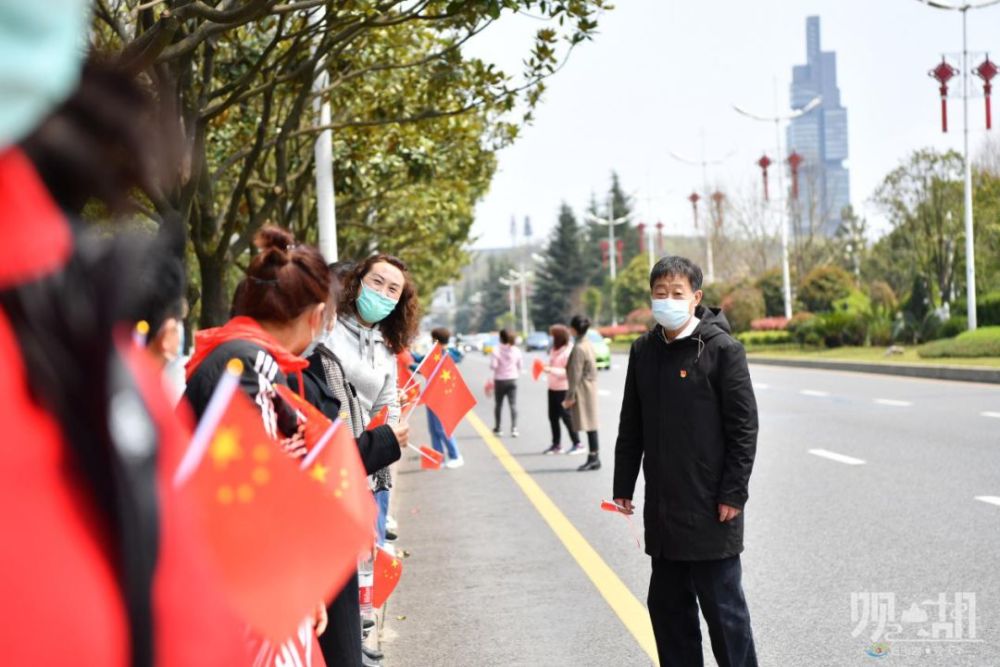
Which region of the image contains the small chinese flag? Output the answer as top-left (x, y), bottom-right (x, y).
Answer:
top-left (247, 620), bottom-right (327, 667)
top-left (175, 360), bottom-right (363, 642)
top-left (532, 358), bottom-right (545, 381)
top-left (396, 351), bottom-right (415, 389)
top-left (399, 383), bottom-right (420, 409)
top-left (273, 383), bottom-right (332, 449)
top-left (418, 445), bottom-right (444, 470)
top-left (419, 354), bottom-right (476, 437)
top-left (600, 500), bottom-right (624, 513)
top-left (372, 545), bottom-right (402, 609)
top-left (299, 419), bottom-right (376, 556)
top-left (366, 405), bottom-right (389, 431)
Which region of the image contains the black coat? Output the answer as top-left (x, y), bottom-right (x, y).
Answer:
top-left (613, 306), bottom-right (758, 561)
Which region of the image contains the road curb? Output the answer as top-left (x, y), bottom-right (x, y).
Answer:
top-left (748, 356), bottom-right (1000, 384)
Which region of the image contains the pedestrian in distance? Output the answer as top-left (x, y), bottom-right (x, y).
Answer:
top-left (541, 324), bottom-right (583, 455)
top-left (414, 327), bottom-right (465, 468)
top-left (564, 315), bottom-right (601, 470)
top-left (612, 255), bottom-right (759, 667)
top-left (490, 327), bottom-right (523, 437)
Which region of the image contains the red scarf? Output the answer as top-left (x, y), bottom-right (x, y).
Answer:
top-left (185, 316), bottom-right (308, 382)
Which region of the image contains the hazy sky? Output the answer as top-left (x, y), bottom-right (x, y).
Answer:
top-left (466, 0), bottom-right (1000, 250)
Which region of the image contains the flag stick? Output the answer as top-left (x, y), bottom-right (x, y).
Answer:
top-left (401, 342), bottom-right (442, 393)
top-left (406, 443), bottom-right (439, 464)
top-left (300, 419), bottom-right (341, 470)
top-left (174, 358), bottom-right (242, 487)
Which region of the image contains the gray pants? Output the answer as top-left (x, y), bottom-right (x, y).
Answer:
top-left (493, 379), bottom-right (517, 430)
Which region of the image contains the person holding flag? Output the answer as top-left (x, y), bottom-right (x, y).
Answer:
top-left (329, 254), bottom-right (420, 546)
top-left (540, 324), bottom-right (582, 455)
top-left (288, 261), bottom-right (408, 667)
top-left (410, 327), bottom-right (466, 468)
top-left (182, 225), bottom-right (334, 636)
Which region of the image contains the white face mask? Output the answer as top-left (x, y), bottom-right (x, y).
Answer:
top-left (651, 297), bottom-right (692, 331)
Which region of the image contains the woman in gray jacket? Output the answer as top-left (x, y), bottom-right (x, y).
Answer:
top-left (329, 254), bottom-right (421, 545)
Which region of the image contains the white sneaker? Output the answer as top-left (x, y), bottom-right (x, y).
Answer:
top-left (511, 428), bottom-right (520, 438)
top-left (385, 515), bottom-right (398, 532)
top-left (444, 456), bottom-right (465, 469)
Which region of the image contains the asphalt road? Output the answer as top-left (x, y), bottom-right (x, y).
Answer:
top-left (381, 350), bottom-right (1000, 666)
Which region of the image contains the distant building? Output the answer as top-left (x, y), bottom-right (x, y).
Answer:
top-left (787, 16), bottom-right (850, 237)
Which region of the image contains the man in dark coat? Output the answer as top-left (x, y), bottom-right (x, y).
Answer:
top-left (613, 256), bottom-right (759, 667)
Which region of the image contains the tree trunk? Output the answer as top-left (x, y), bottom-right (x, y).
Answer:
top-left (198, 252), bottom-right (229, 329)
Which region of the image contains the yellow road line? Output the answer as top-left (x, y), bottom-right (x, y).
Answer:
top-left (465, 411), bottom-right (659, 665)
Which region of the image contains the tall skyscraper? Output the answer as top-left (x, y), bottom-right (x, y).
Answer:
top-left (787, 16), bottom-right (850, 237)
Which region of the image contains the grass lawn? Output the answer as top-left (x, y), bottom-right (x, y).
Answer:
top-left (749, 346), bottom-right (1000, 369)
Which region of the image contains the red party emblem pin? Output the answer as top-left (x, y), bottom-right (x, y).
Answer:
top-left (680, 369), bottom-right (688, 378)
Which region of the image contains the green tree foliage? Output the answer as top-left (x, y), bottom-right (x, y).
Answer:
top-left (754, 268), bottom-right (785, 317)
top-left (797, 265), bottom-right (854, 313)
top-left (721, 287), bottom-right (765, 334)
top-left (476, 256), bottom-right (514, 332)
top-left (90, 0), bottom-right (610, 326)
top-left (581, 286), bottom-right (603, 322)
top-left (872, 149), bottom-right (963, 306)
top-left (531, 203), bottom-right (584, 327)
top-left (582, 173), bottom-right (637, 289)
top-left (614, 255), bottom-right (652, 319)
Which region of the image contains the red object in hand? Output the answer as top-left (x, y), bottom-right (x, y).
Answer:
top-left (372, 546), bottom-right (403, 609)
top-left (274, 383), bottom-right (332, 451)
top-left (366, 406), bottom-right (390, 431)
top-left (532, 358), bottom-right (545, 381)
top-left (419, 446), bottom-right (444, 470)
top-left (181, 379), bottom-right (360, 642)
top-left (601, 500), bottom-right (624, 513)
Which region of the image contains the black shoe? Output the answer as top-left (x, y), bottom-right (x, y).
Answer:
top-left (577, 456), bottom-right (601, 471)
top-left (385, 529), bottom-right (398, 542)
top-left (362, 617), bottom-right (375, 630)
top-left (362, 646), bottom-right (385, 661)
top-left (362, 653), bottom-right (381, 667)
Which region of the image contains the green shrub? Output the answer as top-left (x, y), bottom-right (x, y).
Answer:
top-left (918, 326), bottom-right (1000, 358)
top-left (869, 281), bottom-right (898, 315)
top-left (833, 290), bottom-right (871, 315)
top-left (939, 315), bottom-right (968, 339)
top-left (701, 282), bottom-right (730, 310)
top-left (978, 291), bottom-right (1000, 326)
top-left (797, 265), bottom-right (854, 313)
top-left (754, 269), bottom-right (786, 317)
top-left (721, 287), bottom-right (765, 333)
top-left (613, 333), bottom-right (643, 345)
top-left (866, 314), bottom-right (894, 346)
top-left (736, 331), bottom-right (793, 349)
top-left (786, 312), bottom-right (822, 347)
top-left (818, 310), bottom-right (866, 348)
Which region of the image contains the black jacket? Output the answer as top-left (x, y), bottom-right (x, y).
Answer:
top-left (182, 338), bottom-right (298, 437)
top-left (613, 306), bottom-right (758, 561)
top-left (287, 351), bottom-right (401, 476)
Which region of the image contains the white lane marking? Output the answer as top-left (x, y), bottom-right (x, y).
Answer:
top-left (808, 448), bottom-right (866, 466)
top-left (800, 390), bottom-right (829, 398)
top-left (981, 412), bottom-right (1000, 419)
top-left (598, 389), bottom-right (612, 397)
top-left (975, 496), bottom-right (1000, 507)
top-left (875, 399), bottom-right (912, 407)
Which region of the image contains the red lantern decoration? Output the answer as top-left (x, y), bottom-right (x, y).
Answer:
top-left (929, 58), bottom-right (959, 133)
top-left (787, 151), bottom-right (804, 200)
top-left (655, 221), bottom-right (664, 255)
top-left (637, 222), bottom-right (646, 254)
top-left (757, 154), bottom-right (772, 201)
top-left (687, 192), bottom-right (701, 229)
top-left (710, 191), bottom-right (725, 231)
top-left (975, 56), bottom-right (998, 130)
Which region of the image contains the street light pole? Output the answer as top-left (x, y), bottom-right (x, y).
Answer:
top-left (918, 0), bottom-right (1000, 329)
top-left (733, 95), bottom-right (822, 319)
top-left (586, 199), bottom-right (629, 326)
top-left (308, 6), bottom-right (337, 262)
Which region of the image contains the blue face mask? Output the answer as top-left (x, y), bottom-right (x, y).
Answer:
top-left (652, 297), bottom-right (692, 331)
top-left (0, 0), bottom-right (90, 149)
top-left (357, 284), bottom-right (398, 324)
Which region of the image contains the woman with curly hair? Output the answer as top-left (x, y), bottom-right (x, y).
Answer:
top-left (329, 254), bottom-right (420, 546)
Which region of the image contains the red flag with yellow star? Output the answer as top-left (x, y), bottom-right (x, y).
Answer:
top-left (372, 545), bottom-right (402, 609)
top-left (273, 383), bottom-right (332, 450)
top-left (419, 354), bottom-right (476, 437)
top-left (299, 418), bottom-right (376, 552)
top-left (176, 362), bottom-right (363, 642)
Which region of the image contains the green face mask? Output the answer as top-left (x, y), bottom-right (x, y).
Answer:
top-left (0, 0), bottom-right (90, 149)
top-left (356, 283), bottom-right (398, 324)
